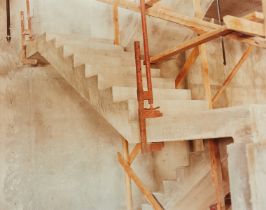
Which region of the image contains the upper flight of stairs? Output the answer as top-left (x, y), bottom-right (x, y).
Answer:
top-left (26, 33), bottom-right (210, 143)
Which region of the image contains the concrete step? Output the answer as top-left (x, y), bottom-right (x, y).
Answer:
top-left (84, 64), bottom-right (161, 78)
top-left (141, 204), bottom-right (153, 210)
top-left (129, 106), bottom-right (253, 143)
top-left (163, 153), bottom-right (210, 199)
top-left (72, 52), bottom-right (135, 67)
top-left (46, 33), bottom-right (124, 52)
top-left (61, 44), bottom-right (131, 57)
top-left (127, 99), bottom-right (209, 121)
top-left (111, 86), bottom-right (191, 102)
top-left (97, 73), bottom-right (175, 90)
top-left (168, 173), bottom-right (215, 210)
top-left (153, 192), bottom-right (167, 207)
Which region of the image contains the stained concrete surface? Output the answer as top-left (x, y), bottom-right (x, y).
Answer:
top-left (0, 66), bottom-right (157, 210)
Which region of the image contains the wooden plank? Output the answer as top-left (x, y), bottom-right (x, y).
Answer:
top-left (175, 47), bottom-right (199, 88)
top-left (199, 44), bottom-right (212, 109)
top-left (97, 0), bottom-right (220, 33)
top-left (192, 0), bottom-right (205, 153)
top-left (129, 143), bottom-right (141, 164)
top-left (208, 141), bottom-right (225, 210)
top-left (145, 0), bottom-right (160, 9)
top-left (224, 15), bottom-right (264, 37)
top-left (263, 1), bottom-right (266, 36)
top-left (113, 0), bottom-right (120, 45)
top-left (26, 0), bottom-right (32, 40)
top-left (150, 27), bottom-right (229, 63)
top-left (212, 45), bottom-right (254, 105)
top-left (117, 153), bottom-right (163, 210)
top-left (122, 139), bottom-right (133, 210)
top-left (225, 32), bottom-right (266, 48)
top-left (244, 11), bottom-right (264, 22)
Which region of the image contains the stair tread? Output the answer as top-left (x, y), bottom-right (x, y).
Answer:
top-left (97, 74), bottom-right (176, 90)
top-left (84, 64), bottom-right (161, 78)
top-left (111, 86), bottom-right (191, 102)
top-left (129, 105), bottom-right (253, 143)
top-left (46, 33), bottom-right (125, 54)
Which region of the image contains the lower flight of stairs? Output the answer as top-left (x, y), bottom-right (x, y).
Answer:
top-left (141, 152), bottom-right (215, 210)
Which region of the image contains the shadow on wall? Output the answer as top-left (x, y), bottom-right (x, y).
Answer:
top-left (0, 0), bottom-right (24, 75)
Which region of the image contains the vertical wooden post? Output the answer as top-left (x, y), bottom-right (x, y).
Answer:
top-left (20, 11), bottom-right (26, 61)
top-left (113, 0), bottom-right (120, 45)
top-left (26, 0), bottom-right (32, 40)
top-left (193, 1), bottom-right (225, 210)
top-left (122, 139), bottom-right (133, 210)
top-left (262, 0), bottom-right (266, 37)
top-left (208, 141), bottom-right (225, 210)
top-left (192, 0), bottom-right (205, 152)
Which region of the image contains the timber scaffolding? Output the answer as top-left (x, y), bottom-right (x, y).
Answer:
top-left (100, 0), bottom-right (266, 210)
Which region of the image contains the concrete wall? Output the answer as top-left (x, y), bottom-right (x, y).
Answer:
top-left (187, 39), bottom-right (266, 108)
top-left (0, 66), bottom-right (159, 210)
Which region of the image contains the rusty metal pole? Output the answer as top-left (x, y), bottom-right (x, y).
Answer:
top-left (135, 41), bottom-right (148, 152)
top-left (139, 0), bottom-right (154, 107)
top-left (6, 0), bottom-right (11, 42)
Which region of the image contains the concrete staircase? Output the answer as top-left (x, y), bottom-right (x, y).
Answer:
top-left (26, 34), bottom-right (264, 210)
top-left (26, 33), bottom-right (210, 144)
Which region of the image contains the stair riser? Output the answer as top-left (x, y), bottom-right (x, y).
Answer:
top-left (112, 87), bottom-right (191, 102)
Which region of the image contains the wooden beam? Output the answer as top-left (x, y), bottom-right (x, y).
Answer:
top-left (150, 27), bottom-right (229, 63)
top-left (212, 45), bottom-right (254, 105)
top-left (199, 44), bottom-right (212, 109)
top-left (113, 0), bottom-right (120, 45)
top-left (208, 141), bottom-right (225, 210)
top-left (145, 0), bottom-right (160, 9)
top-left (175, 47), bottom-right (199, 88)
top-left (263, 1), bottom-right (266, 36)
top-left (225, 32), bottom-right (266, 48)
top-left (26, 0), bottom-right (32, 40)
top-left (129, 143), bottom-right (141, 164)
top-left (117, 153), bottom-right (163, 210)
top-left (244, 11), bottom-right (264, 23)
top-left (224, 15), bottom-right (264, 37)
top-left (97, 0), bottom-right (220, 33)
top-left (122, 139), bottom-right (133, 210)
top-left (192, 0), bottom-right (205, 153)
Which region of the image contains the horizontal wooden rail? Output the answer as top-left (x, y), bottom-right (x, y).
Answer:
top-left (97, 0), bottom-right (220, 33)
top-left (224, 15), bottom-right (264, 37)
top-left (150, 27), bottom-right (230, 63)
top-left (117, 153), bottom-right (164, 210)
top-left (212, 45), bottom-right (254, 105)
